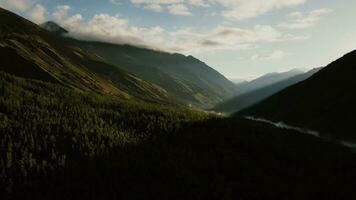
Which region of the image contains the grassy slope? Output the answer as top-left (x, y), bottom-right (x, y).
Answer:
top-left (74, 40), bottom-right (237, 108)
top-left (0, 7), bottom-right (170, 103)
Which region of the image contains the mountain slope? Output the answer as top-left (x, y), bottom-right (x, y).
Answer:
top-left (41, 21), bottom-right (68, 35)
top-left (214, 68), bottom-right (320, 114)
top-left (0, 7), bottom-right (170, 103)
top-left (69, 34), bottom-right (237, 108)
top-left (239, 50), bottom-right (356, 141)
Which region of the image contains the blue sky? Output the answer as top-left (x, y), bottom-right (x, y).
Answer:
top-left (1, 0), bottom-right (356, 80)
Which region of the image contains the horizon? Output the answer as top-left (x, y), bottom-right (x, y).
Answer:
top-left (1, 0), bottom-right (355, 80)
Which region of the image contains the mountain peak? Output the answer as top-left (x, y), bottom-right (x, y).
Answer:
top-left (41, 21), bottom-right (68, 35)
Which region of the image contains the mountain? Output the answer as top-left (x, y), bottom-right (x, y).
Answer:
top-left (38, 20), bottom-right (237, 109)
top-left (41, 21), bottom-right (68, 35)
top-left (71, 38), bottom-right (237, 109)
top-left (0, 7), bottom-right (237, 108)
top-left (213, 68), bottom-right (321, 114)
top-left (235, 69), bottom-right (305, 95)
top-left (0, 7), bottom-right (170, 103)
top-left (239, 50), bottom-right (356, 141)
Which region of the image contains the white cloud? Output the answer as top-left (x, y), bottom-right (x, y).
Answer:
top-left (144, 4), bottom-right (163, 12)
top-left (0, 0), bottom-right (36, 12)
top-left (52, 5), bottom-right (307, 54)
top-left (251, 50), bottom-right (289, 60)
top-left (28, 4), bottom-right (46, 24)
top-left (187, 0), bottom-right (209, 7)
top-left (52, 5), bottom-right (71, 22)
top-left (129, 0), bottom-right (208, 16)
top-left (52, 6), bottom-right (165, 49)
top-left (128, 0), bottom-right (307, 19)
top-left (216, 0), bottom-right (307, 21)
top-left (168, 4), bottom-right (192, 16)
top-left (279, 8), bottom-right (332, 29)
top-left (109, 0), bottom-right (122, 5)
top-left (288, 11), bottom-right (303, 18)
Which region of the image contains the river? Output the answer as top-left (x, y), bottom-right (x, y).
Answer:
top-left (244, 116), bottom-right (356, 151)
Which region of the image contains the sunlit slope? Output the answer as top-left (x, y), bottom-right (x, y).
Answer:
top-left (0, 7), bottom-right (170, 103)
top-left (72, 38), bottom-right (237, 108)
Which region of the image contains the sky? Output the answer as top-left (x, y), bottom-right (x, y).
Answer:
top-left (1, 0), bottom-right (356, 80)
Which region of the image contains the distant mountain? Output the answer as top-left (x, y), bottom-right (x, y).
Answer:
top-left (0, 7), bottom-right (170, 103)
top-left (213, 68), bottom-right (321, 114)
top-left (235, 69), bottom-right (305, 95)
top-left (239, 50), bottom-right (356, 141)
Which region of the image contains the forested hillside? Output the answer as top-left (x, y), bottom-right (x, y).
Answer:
top-left (0, 71), bottom-right (211, 198)
top-left (2, 71), bottom-right (356, 199)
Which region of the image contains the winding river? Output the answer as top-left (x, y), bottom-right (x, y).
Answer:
top-left (244, 116), bottom-right (356, 150)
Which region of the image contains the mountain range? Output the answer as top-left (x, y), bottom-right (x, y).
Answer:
top-left (0, 7), bottom-right (236, 109)
top-left (213, 68), bottom-right (321, 114)
top-left (234, 69), bottom-right (305, 95)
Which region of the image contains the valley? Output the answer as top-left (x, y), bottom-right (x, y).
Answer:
top-left (1, 4), bottom-right (356, 200)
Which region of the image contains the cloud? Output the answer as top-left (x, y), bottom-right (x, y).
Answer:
top-left (130, 0), bottom-right (206, 15)
top-left (216, 0), bottom-right (307, 21)
top-left (128, 0), bottom-right (307, 19)
top-left (251, 50), bottom-right (289, 60)
top-left (52, 5), bottom-right (308, 54)
top-left (0, 0), bottom-right (36, 12)
top-left (52, 5), bottom-right (71, 21)
top-left (109, 0), bottom-right (122, 5)
top-left (28, 4), bottom-right (46, 24)
top-left (144, 4), bottom-right (163, 12)
top-left (288, 11), bottom-right (303, 18)
top-left (168, 4), bottom-right (192, 16)
top-left (279, 8), bottom-right (332, 29)
top-left (52, 5), bottom-right (165, 49)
